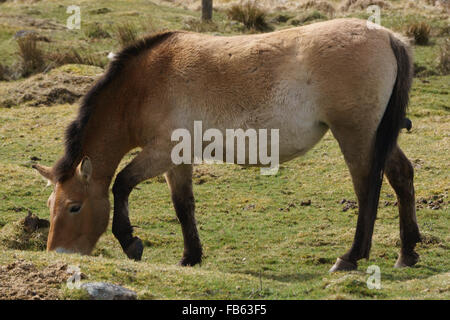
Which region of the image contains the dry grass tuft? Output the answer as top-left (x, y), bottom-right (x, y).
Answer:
top-left (290, 10), bottom-right (328, 26)
top-left (340, 0), bottom-right (390, 11)
top-left (47, 48), bottom-right (105, 68)
top-left (0, 63), bottom-right (6, 81)
top-left (406, 22), bottom-right (432, 45)
top-left (226, 1), bottom-right (271, 32)
top-left (301, 0), bottom-right (336, 16)
top-left (183, 17), bottom-right (220, 32)
top-left (115, 22), bottom-right (139, 47)
top-left (84, 22), bottom-right (111, 39)
top-left (438, 38), bottom-right (450, 75)
top-left (17, 35), bottom-right (45, 77)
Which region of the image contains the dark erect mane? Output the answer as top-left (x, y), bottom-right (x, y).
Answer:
top-left (53, 31), bottom-right (177, 182)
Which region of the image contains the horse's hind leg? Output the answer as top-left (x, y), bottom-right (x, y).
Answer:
top-left (112, 147), bottom-right (173, 260)
top-left (165, 164), bottom-right (202, 266)
top-left (385, 146), bottom-right (421, 267)
top-left (328, 125), bottom-right (382, 272)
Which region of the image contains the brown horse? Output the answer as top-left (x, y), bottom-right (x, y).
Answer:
top-left (33, 18), bottom-right (421, 271)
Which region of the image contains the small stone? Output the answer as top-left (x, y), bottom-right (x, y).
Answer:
top-left (81, 282), bottom-right (137, 300)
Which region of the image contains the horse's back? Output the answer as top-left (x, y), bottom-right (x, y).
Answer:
top-left (131, 19), bottom-right (403, 161)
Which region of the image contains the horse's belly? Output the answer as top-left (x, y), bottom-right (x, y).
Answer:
top-left (277, 117), bottom-right (329, 163)
top-left (266, 83), bottom-right (329, 163)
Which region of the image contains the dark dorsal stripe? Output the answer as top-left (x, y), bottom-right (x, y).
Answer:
top-left (53, 31), bottom-right (177, 182)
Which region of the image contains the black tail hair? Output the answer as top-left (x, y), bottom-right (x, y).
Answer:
top-left (361, 34), bottom-right (413, 258)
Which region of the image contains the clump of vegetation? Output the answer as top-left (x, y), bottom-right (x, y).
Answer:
top-left (84, 22), bottom-right (111, 39)
top-left (226, 1), bottom-right (271, 32)
top-left (47, 48), bottom-right (106, 68)
top-left (439, 25), bottom-right (450, 36)
top-left (183, 17), bottom-right (219, 33)
top-left (17, 35), bottom-right (45, 76)
top-left (438, 38), bottom-right (450, 75)
top-left (0, 213), bottom-right (49, 251)
top-left (13, 37), bottom-right (106, 79)
top-left (270, 13), bottom-right (293, 24)
top-left (0, 63), bottom-right (6, 81)
top-left (290, 10), bottom-right (328, 26)
top-left (301, 0), bottom-right (335, 16)
top-left (424, 0), bottom-right (439, 5)
top-left (340, 0), bottom-right (390, 11)
top-left (115, 22), bottom-right (139, 47)
top-left (406, 22), bottom-right (431, 45)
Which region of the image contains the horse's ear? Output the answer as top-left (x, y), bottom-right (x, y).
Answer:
top-left (77, 156), bottom-right (92, 182)
top-left (32, 164), bottom-right (55, 185)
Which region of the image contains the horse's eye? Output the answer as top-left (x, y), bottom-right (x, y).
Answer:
top-left (69, 204), bottom-right (82, 214)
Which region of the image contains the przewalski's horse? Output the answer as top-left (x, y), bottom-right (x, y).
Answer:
top-left (33, 19), bottom-right (421, 271)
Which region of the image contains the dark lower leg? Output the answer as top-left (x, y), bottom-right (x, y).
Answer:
top-left (112, 148), bottom-right (172, 261)
top-left (385, 147), bottom-right (421, 267)
top-left (173, 193), bottom-right (202, 266)
top-left (332, 193), bottom-right (378, 271)
top-left (328, 126), bottom-right (384, 272)
top-left (331, 163), bottom-right (382, 272)
top-left (112, 175), bottom-right (143, 261)
top-left (166, 165), bottom-right (202, 266)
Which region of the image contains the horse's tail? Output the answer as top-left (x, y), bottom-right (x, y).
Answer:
top-left (362, 33), bottom-right (413, 258)
top-left (374, 34), bottom-right (413, 174)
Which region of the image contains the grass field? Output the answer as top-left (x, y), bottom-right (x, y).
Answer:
top-left (0, 0), bottom-right (448, 299)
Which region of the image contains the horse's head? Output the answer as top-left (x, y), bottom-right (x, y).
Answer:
top-left (33, 157), bottom-right (110, 255)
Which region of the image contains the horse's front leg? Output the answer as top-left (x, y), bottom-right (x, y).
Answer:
top-left (165, 164), bottom-right (202, 266)
top-left (112, 147), bottom-right (172, 260)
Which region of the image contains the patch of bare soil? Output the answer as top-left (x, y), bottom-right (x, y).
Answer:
top-left (0, 65), bottom-right (102, 107)
top-left (0, 260), bottom-right (69, 300)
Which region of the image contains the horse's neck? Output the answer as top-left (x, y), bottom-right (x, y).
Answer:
top-left (82, 118), bottom-right (133, 188)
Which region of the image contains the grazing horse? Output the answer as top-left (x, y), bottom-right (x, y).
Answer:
top-left (33, 18), bottom-right (421, 271)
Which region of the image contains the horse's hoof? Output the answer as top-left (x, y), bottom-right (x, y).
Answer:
top-left (394, 250), bottom-right (419, 268)
top-left (178, 253), bottom-right (202, 267)
top-left (329, 258), bottom-right (357, 272)
top-left (124, 237), bottom-right (143, 261)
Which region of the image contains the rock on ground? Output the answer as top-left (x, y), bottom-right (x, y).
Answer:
top-left (81, 282), bottom-right (137, 300)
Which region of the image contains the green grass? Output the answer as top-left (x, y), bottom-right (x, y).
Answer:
top-left (0, 0), bottom-right (448, 300)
